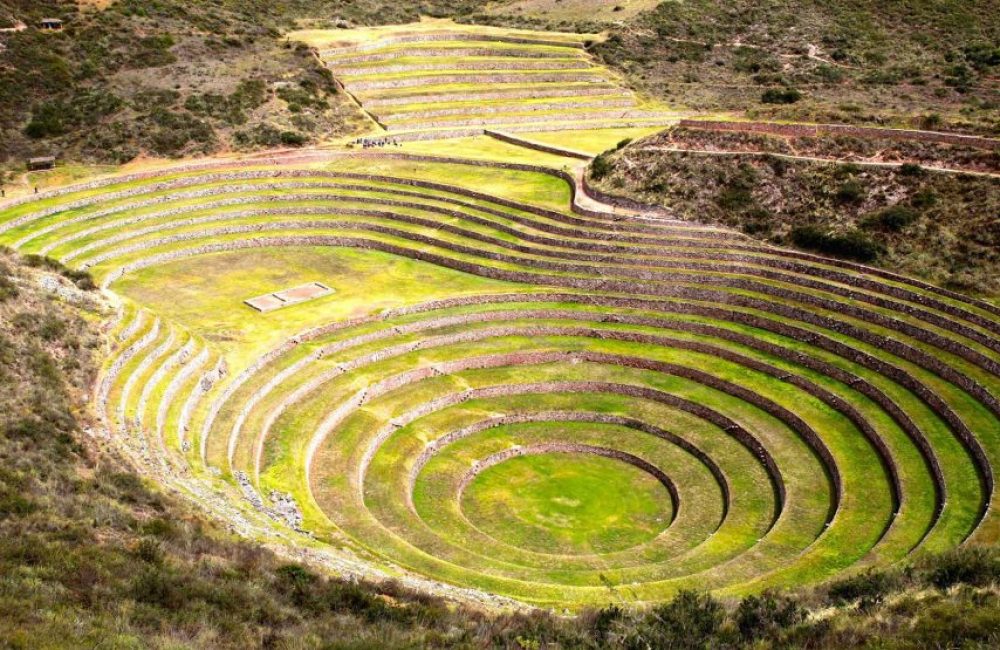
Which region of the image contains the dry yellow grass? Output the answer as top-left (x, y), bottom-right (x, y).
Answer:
top-left (290, 17), bottom-right (602, 49)
top-left (486, 0), bottom-right (660, 22)
top-left (77, 0), bottom-right (116, 11)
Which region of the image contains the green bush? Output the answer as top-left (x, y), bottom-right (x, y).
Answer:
top-left (790, 226), bottom-right (882, 262)
top-left (279, 130), bottom-right (306, 146)
top-left (827, 570), bottom-right (901, 605)
top-left (923, 547), bottom-right (1000, 589)
top-left (717, 163), bottom-right (758, 210)
top-left (834, 180), bottom-right (866, 204)
top-left (736, 592), bottom-right (804, 641)
top-left (590, 152), bottom-right (615, 180)
top-left (619, 591), bottom-right (725, 650)
top-left (911, 188), bottom-right (938, 208)
top-left (24, 102), bottom-right (67, 139)
top-left (862, 205), bottom-right (920, 231)
top-left (761, 87), bottom-right (802, 104)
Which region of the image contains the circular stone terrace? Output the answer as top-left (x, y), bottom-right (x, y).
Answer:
top-left (1, 141), bottom-right (998, 610)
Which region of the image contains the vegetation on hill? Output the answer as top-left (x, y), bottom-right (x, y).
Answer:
top-left (587, 130), bottom-right (1000, 300)
top-left (585, 0), bottom-right (1000, 135)
top-left (460, 1), bottom-right (1000, 135)
top-left (2, 0), bottom-right (997, 172)
top-left (0, 0), bottom-right (491, 170)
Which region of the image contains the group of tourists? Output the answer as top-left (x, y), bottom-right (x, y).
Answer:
top-left (357, 137), bottom-right (402, 148)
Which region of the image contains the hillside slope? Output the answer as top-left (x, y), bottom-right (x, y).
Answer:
top-left (476, 0), bottom-right (1000, 135)
top-left (586, 126), bottom-right (1000, 301)
top-left (0, 0), bottom-right (491, 170)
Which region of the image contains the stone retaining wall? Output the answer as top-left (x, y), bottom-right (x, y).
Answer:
top-left (345, 324), bottom-right (867, 517)
top-left (176, 284), bottom-right (988, 536)
top-left (7, 150), bottom-right (996, 328)
top-left (194, 289), bottom-right (977, 535)
top-left (64, 197), bottom-right (1000, 357)
top-left (484, 130), bottom-right (592, 160)
top-left (156, 339), bottom-right (201, 439)
top-left (679, 120), bottom-right (1000, 151)
top-left (346, 71), bottom-right (605, 92)
top-left (127, 327), bottom-right (177, 425)
top-left (389, 110), bottom-right (673, 131)
top-left (332, 59), bottom-right (589, 76)
top-left (362, 85), bottom-right (624, 107)
top-left (456, 443), bottom-right (679, 508)
top-left (318, 33), bottom-right (586, 57)
top-left (96, 230), bottom-right (1000, 418)
top-left (381, 97), bottom-right (635, 122)
top-left (330, 47), bottom-right (583, 65)
top-left (86, 217), bottom-right (1000, 384)
top-left (98, 316), bottom-right (160, 416)
top-left (409, 411), bottom-right (729, 523)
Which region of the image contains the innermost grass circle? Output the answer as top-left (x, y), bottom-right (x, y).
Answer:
top-left (460, 452), bottom-right (673, 556)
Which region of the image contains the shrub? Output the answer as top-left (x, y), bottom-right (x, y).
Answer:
top-left (834, 180), bottom-right (865, 205)
top-left (128, 34), bottom-right (177, 69)
top-left (279, 130), bottom-right (306, 146)
top-left (923, 547), bottom-right (1000, 589)
top-left (717, 163), bottom-right (758, 210)
top-left (736, 592), bottom-right (805, 641)
top-left (620, 591), bottom-right (725, 650)
top-left (862, 205), bottom-right (919, 231)
top-left (717, 186), bottom-right (754, 210)
top-left (24, 102), bottom-right (67, 139)
top-left (911, 188), bottom-right (938, 208)
top-left (131, 568), bottom-right (186, 608)
top-left (790, 226), bottom-right (882, 262)
top-left (899, 162), bottom-right (925, 176)
top-left (276, 563), bottom-right (317, 589)
top-left (590, 152), bottom-right (614, 180)
top-left (761, 87), bottom-right (802, 104)
top-left (135, 538), bottom-right (164, 565)
top-left (827, 569), bottom-right (901, 606)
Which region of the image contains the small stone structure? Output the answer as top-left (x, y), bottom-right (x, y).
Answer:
top-left (245, 281), bottom-right (333, 312)
top-left (27, 156), bottom-right (55, 171)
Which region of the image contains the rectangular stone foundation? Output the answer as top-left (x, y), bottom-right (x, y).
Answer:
top-left (244, 282), bottom-right (334, 312)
